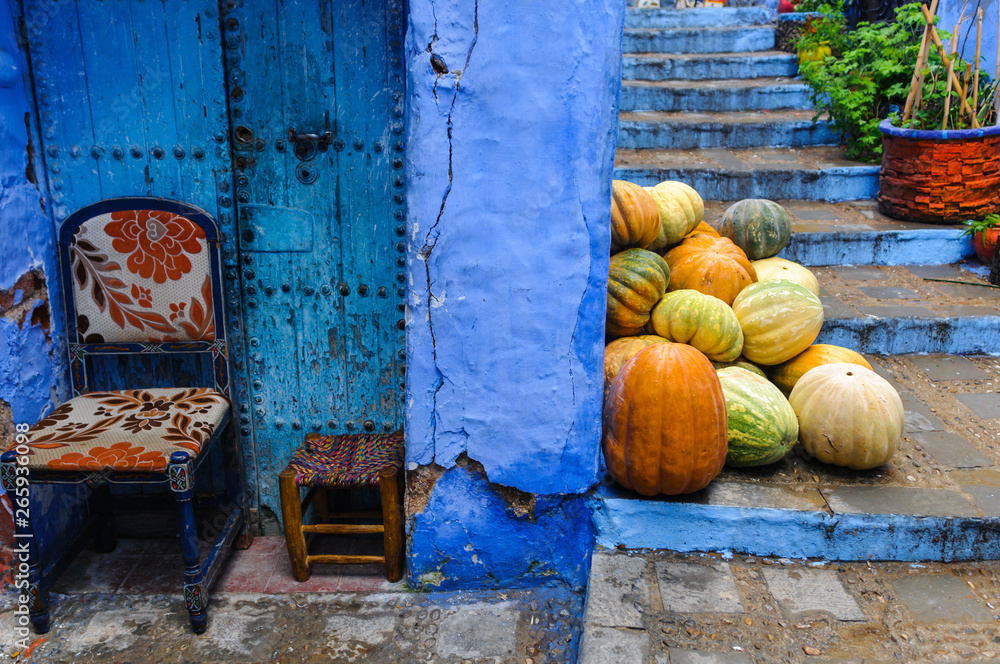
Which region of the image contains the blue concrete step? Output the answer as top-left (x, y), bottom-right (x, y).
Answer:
top-left (623, 25), bottom-right (775, 54)
top-left (624, 6), bottom-right (775, 28)
top-left (620, 79), bottom-right (812, 113)
top-left (781, 228), bottom-right (973, 266)
top-left (618, 111), bottom-right (839, 150)
top-left (623, 51), bottom-right (798, 80)
top-left (614, 147), bottom-right (879, 201)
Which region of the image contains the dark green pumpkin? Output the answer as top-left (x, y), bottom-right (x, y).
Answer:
top-left (717, 199), bottom-right (792, 260)
top-left (606, 249), bottom-right (670, 338)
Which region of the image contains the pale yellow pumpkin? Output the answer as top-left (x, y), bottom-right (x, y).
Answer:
top-left (644, 185), bottom-right (696, 250)
top-left (648, 289), bottom-right (743, 362)
top-left (789, 363), bottom-right (903, 470)
top-left (656, 180), bottom-right (704, 226)
top-left (751, 257), bottom-right (820, 297)
top-left (731, 280), bottom-right (824, 365)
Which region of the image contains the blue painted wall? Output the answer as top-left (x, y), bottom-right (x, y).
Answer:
top-left (403, 0), bottom-right (624, 587)
top-left (939, 0), bottom-right (998, 79)
top-left (0, 0), bottom-right (86, 582)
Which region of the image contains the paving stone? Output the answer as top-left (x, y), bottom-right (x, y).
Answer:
top-left (933, 282), bottom-right (997, 299)
top-left (961, 485), bottom-right (1000, 517)
top-left (324, 614), bottom-right (396, 659)
top-left (791, 222), bottom-right (839, 233)
top-left (706, 482), bottom-right (827, 511)
top-left (586, 553), bottom-right (650, 628)
top-left (792, 208), bottom-right (842, 221)
top-left (668, 648), bottom-right (753, 663)
top-left (948, 469), bottom-right (1000, 487)
top-left (436, 601), bottom-right (518, 658)
top-left (832, 266), bottom-right (885, 280)
top-left (857, 286), bottom-right (922, 300)
top-left (578, 625), bottom-right (649, 664)
top-left (955, 393), bottom-right (1000, 419)
top-left (911, 431), bottom-right (993, 468)
top-left (822, 486), bottom-right (980, 518)
top-left (890, 574), bottom-right (995, 624)
top-left (189, 603), bottom-right (283, 660)
top-left (857, 304), bottom-right (940, 318)
top-left (865, 359), bottom-right (901, 388)
top-left (900, 391), bottom-right (946, 432)
top-left (909, 355), bottom-right (990, 381)
top-left (904, 264), bottom-right (968, 279)
top-left (761, 568), bottom-right (866, 621)
top-left (656, 561), bottom-right (744, 614)
top-left (819, 290), bottom-right (861, 319)
top-left (933, 305), bottom-right (1000, 317)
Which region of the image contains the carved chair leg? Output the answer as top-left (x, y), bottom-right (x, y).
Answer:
top-left (2, 451), bottom-right (50, 634)
top-left (279, 469), bottom-right (310, 582)
top-left (89, 482), bottom-right (117, 554)
top-left (378, 467), bottom-right (404, 583)
top-left (169, 451), bottom-right (207, 634)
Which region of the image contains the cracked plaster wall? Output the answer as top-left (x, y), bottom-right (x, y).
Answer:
top-left (937, 0), bottom-right (997, 79)
top-left (0, 3), bottom-right (84, 587)
top-left (402, 0), bottom-right (624, 587)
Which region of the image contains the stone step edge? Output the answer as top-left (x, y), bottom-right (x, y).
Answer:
top-left (591, 491), bottom-right (1000, 562)
top-left (781, 228), bottom-right (973, 266)
top-left (818, 315), bottom-right (1000, 356)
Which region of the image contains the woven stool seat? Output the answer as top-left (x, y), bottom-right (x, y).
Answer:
top-left (279, 431), bottom-right (405, 582)
top-left (286, 433), bottom-right (403, 487)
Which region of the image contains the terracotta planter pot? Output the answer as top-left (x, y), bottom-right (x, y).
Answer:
top-left (971, 227), bottom-right (999, 265)
top-left (877, 120), bottom-right (1000, 223)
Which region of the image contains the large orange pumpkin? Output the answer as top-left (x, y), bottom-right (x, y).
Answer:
top-left (664, 235), bottom-right (757, 306)
top-left (603, 335), bottom-right (671, 400)
top-left (684, 221), bottom-right (721, 240)
top-left (610, 180), bottom-right (660, 253)
top-left (603, 343), bottom-right (728, 496)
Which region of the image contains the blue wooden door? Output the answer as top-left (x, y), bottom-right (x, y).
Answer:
top-left (223, 0), bottom-right (407, 517)
top-left (18, 0), bottom-right (243, 493)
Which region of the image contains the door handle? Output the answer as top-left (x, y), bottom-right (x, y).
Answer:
top-left (288, 128), bottom-right (332, 146)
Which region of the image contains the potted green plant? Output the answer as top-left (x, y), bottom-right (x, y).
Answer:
top-left (962, 214), bottom-right (1000, 265)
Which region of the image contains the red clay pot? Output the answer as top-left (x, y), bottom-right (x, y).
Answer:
top-left (878, 120), bottom-right (1000, 223)
top-left (971, 227), bottom-right (999, 265)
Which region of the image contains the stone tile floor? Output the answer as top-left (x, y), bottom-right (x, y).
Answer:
top-left (703, 199), bottom-right (966, 233)
top-left (1, 536), bottom-right (584, 663)
top-left (582, 550), bottom-right (1000, 663)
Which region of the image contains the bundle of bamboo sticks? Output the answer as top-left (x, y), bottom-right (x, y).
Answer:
top-left (900, 1), bottom-right (993, 130)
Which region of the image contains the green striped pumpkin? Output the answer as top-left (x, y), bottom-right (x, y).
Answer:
top-left (712, 356), bottom-right (767, 379)
top-left (606, 249), bottom-right (671, 338)
top-left (717, 199), bottom-right (792, 260)
top-left (717, 367), bottom-right (798, 467)
top-left (648, 289), bottom-right (743, 362)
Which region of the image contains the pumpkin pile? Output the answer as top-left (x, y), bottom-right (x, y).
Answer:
top-left (602, 183), bottom-right (904, 496)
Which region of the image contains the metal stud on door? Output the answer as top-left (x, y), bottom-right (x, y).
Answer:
top-left (223, 0), bottom-right (406, 518)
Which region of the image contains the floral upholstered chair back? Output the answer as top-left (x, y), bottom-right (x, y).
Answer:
top-left (68, 206), bottom-right (217, 344)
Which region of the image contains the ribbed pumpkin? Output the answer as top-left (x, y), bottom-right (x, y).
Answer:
top-left (606, 249), bottom-right (671, 338)
top-left (718, 199), bottom-right (792, 260)
top-left (611, 180), bottom-right (660, 253)
top-left (751, 257), bottom-right (820, 296)
top-left (712, 356), bottom-right (767, 379)
top-left (789, 363), bottom-right (903, 470)
top-left (655, 181), bottom-right (704, 226)
top-left (645, 185), bottom-right (698, 251)
top-left (684, 221), bottom-right (721, 240)
top-left (604, 335), bottom-right (671, 399)
top-left (717, 367), bottom-right (798, 467)
top-left (767, 344), bottom-right (873, 395)
top-left (731, 280), bottom-right (823, 365)
top-left (665, 235), bottom-right (757, 306)
top-left (648, 290), bottom-right (743, 362)
top-left (603, 343), bottom-right (728, 496)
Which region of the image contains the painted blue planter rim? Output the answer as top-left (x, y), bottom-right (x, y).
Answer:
top-left (879, 118), bottom-right (1000, 141)
top-left (778, 11), bottom-right (822, 22)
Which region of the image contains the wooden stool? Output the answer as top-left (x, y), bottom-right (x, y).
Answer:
top-left (278, 431), bottom-right (404, 582)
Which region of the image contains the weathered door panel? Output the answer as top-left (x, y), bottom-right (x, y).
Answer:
top-left (225, 0), bottom-right (406, 517)
top-left (20, 0), bottom-right (252, 495)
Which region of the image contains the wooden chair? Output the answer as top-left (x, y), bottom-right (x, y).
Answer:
top-left (278, 431), bottom-right (404, 582)
top-left (0, 197), bottom-right (249, 634)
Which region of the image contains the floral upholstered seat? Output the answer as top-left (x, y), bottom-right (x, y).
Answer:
top-left (18, 388), bottom-right (229, 472)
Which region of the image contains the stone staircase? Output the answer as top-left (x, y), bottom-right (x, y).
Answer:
top-left (614, 6), bottom-right (879, 200)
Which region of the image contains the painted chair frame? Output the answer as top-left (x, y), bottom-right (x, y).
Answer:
top-left (0, 197), bottom-right (251, 634)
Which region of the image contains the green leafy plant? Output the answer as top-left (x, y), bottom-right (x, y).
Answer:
top-left (796, 3), bottom-right (936, 162)
top-left (961, 213), bottom-right (1000, 242)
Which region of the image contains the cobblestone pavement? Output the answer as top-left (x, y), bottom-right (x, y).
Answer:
top-left (0, 587), bottom-right (583, 663)
top-left (581, 549), bottom-right (1000, 663)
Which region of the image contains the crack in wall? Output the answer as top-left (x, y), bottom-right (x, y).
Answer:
top-left (418, 0), bottom-right (479, 461)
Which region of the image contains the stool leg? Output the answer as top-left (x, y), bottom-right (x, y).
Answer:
top-left (378, 467), bottom-right (404, 583)
top-left (279, 469), bottom-right (310, 582)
